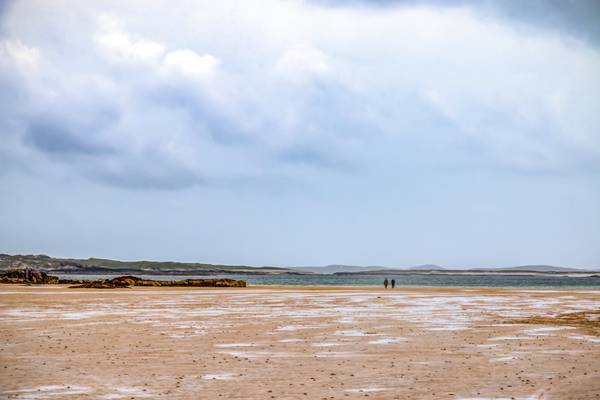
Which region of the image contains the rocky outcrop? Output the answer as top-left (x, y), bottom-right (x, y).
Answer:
top-left (69, 280), bottom-right (132, 289)
top-left (0, 269), bottom-right (246, 288)
top-left (69, 276), bottom-right (144, 289)
top-left (109, 276), bottom-right (144, 286)
top-left (132, 278), bottom-right (246, 287)
top-left (0, 268), bottom-right (59, 284)
top-left (57, 279), bottom-right (88, 285)
top-left (69, 276), bottom-right (246, 289)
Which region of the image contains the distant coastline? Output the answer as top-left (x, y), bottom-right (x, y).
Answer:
top-left (332, 270), bottom-right (600, 278)
top-left (0, 254), bottom-right (291, 276)
top-left (1, 253), bottom-right (598, 278)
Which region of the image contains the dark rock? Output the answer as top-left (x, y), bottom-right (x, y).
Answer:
top-left (176, 278), bottom-right (246, 287)
top-left (69, 280), bottom-right (129, 289)
top-left (70, 276), bottom-right (247, 288)
top-left (135, 280), bottom-right (162, 287)
top-left (58, 279), bottom-right (87, 284)
top-left (109, 276), bottom-right (143, 287)
top-left (0, 269), bottom-right (246, 288)
top-left (0, 268), bottom-right (59, 284)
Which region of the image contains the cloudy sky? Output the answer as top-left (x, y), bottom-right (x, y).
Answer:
top-left (1, 0), bottom-right (599, 268)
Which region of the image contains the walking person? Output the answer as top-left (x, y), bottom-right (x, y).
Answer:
top-left (384, 278), bottom-right (389, 289)
top-left (391, 279), bottom-right (395, 289)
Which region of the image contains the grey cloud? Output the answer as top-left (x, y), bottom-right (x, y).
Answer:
top-left (91, 163), bottom-right (204, 190)
top-left (278, 146), bottom-right (356, 171)
top-left (311, 0), bottom-right (600, 46)
top-left (25, 119), bottom-right (115, 156)
top-left (23, 117), bottom-right (208, 190)
top-left (0, 0), bottom-right (14, 35)
top-left (145, 83), bottom-right (254, 147)
top-left (479, 0), bottom-right (600, 44)
top-left (91, 161), bottom-right (300, 193)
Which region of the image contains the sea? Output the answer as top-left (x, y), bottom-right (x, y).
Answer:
top-left (57, 273), bottom-right (600, 288)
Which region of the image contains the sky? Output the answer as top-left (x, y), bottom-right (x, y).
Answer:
top-left (0, 0), bottom-right (599, 268)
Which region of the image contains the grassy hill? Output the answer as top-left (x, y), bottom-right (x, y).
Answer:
top-left (0, 254), bottom-right (290, 274)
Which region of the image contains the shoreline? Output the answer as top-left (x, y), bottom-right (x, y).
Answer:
top-left (2, 283), bottom-right (600, 291)
top-left (5, 267), bottom-right (600, 290)
top-left (46, 271), bottom-right (600, 277)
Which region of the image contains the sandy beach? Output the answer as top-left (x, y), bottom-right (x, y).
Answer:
top-left (1, 285), bottom-right (599, 399)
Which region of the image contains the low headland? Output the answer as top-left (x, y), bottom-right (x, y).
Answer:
top-left (0, 268), bottom-right (246, 288)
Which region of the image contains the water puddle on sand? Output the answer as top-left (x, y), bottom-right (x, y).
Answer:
top-left (567, 334), bottom-right (600, 343)
top-left (522, 326), bottom-right (575, 336)
top-left (427, 326), bottom-right (468, 331)
top-left (214, 343), bottom-right (256, 348)
top-left (220, 350), bottom-right (290, 358)
top-left (2, 385), bottom-right (92, 399)
top-left (489, 336), bottom-right (536, 341)
top-left (489, 355), bottom-right (518, 363)
top-left (368, 337), bottom-right (406, 344)
top-left (459, 396), bottom-right (539, 400)
top-left (202, 373), bottom-right (237, 380)
top-left (168, 330), bottom-right (206, 339)
top-left (60, 311), bottom-right (104, 320)
top-left (335, 330), bottom-right (381, 337)
top-left (275, 324), bottom-right (325, 332)
top-left (345, 387), bottom-right (386, 393)
top-left (101, 387), bottom-right (153, 399)
top-left (315, 351), bottom-right (357, 358)
top-left (312, 342), bottom-right (342, 347)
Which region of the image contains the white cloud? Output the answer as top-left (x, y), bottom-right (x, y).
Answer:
top-left (274, 43), bottom-right (331, 79)
top-left (93, 15), bottom-right (219, 86)
top-left (162, 49), bottom-right (219, 81)
top-left (94, 15), bottom-right (165, 65)
top-left (0, 39), bottom-right (40, 72)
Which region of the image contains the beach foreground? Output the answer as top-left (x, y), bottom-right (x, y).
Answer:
top-left (1, 286), bottom-right (599, 399)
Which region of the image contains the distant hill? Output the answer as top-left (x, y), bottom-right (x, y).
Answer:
top-left (484, 265), bottom-right (587, 273)
top-left (333, 264), bottom-right (598, 276)
top-left (1, 254), bottom-right (597, 275)
top-left (292, 264), bottom-right (446, 274)
top-left (407, 264), bottom-right (444, 270)
top-left (0, 254), bottom-right (292, 275)
top-left (291, 265), bottom-right (387, 274)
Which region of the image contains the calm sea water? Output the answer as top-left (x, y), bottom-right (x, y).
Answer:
top-left (57, 273), bottom-right (600, 288)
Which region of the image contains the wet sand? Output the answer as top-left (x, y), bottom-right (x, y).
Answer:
top-left (1, 285), bottom-right (599, 399)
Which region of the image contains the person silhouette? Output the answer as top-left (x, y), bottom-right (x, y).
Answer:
top-left (391, 279), bottom-right (395, 288)
top-left (384, 278), bottom-right (389, 289)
